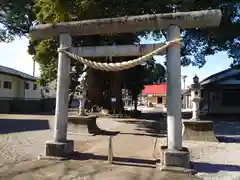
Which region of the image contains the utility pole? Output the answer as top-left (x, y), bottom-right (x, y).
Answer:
top-left (181, 75), bottom-right (187, 89)
top-left (29, 41), bottom-right (36, 77)
top-left (33, 59), bottom-right (35, 77)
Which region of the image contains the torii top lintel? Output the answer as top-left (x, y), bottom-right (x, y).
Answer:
top-left (30, 9), bottom-right (222, 40)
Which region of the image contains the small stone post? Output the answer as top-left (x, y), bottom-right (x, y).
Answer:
top-left (44, 33), bottom-right (74, 158)
top-left (191, 75), bottom-right (201, 120)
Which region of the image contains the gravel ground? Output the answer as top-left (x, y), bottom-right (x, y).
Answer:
top-left (0, 130), bottom-right (52, 164)
top-left (0, 115), bottom-right (123, 165)
top-left (0, 114), bottom-right (240, 180)
top-left (183, 141), bottom-right (240, 180)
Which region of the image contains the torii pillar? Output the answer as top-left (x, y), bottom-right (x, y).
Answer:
top-left (45, 33), bottom-right (74, 158)
top-left (159, 25), bottom-right (191, 171)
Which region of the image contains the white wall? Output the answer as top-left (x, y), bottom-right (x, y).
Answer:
top-left (0, 74), bottom-right (20, 98)
top-left (24, 80), bottom-right (41, 99)
top-left (0, 73), bottom-right (41, 99)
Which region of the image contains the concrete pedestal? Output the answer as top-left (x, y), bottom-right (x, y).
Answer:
top-left (38, 140), bottom-right (74, 160)
top-left (182, 120), bottom-right (218, 142)
top-left (158, 146), bottom-right (193, 173)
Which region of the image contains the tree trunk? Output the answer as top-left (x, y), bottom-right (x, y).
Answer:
top-left (134, 100), bottom-right (138, 111)
top-left (87, 68), bottom-right (103, 108)
top-left (108, 71), bottom-right (123, 114)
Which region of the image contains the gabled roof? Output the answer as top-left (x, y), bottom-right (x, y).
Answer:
top-left (142, 84), bottom-right (166, 95)
top-left (0, 65), bottom-right (37, 81)
top-left (200, 68), bottom-right (240, 85)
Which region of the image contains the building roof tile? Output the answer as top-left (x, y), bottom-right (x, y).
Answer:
top-left (0, 65), bottom-right (37, 81)
top-left (142, 84), bottom-right (166, 95)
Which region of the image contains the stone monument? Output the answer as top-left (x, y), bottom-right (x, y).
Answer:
top-left (182, 75), bottom-right (218, 142)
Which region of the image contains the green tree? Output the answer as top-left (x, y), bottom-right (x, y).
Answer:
top-left (29, 0), bottom-right (239, 112)
top-left (124, 65), bottom-right (147, 111)
top-left (0, 0), bottom-right (35, 42)
top-left (123, 60), bottom-right (166, 111)
top-left (2, 0), bottom-right (238, 112)
top-left (146, 61), bottom-right (166, 84)
top-left (1, 0), bottom-right (239, 66)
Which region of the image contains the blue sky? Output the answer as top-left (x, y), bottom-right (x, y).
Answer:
top-left (0, 36), bottom-right (232, 88)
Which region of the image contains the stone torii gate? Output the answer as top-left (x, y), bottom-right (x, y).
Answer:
top-left (30, 9), bottom-right (222, 171)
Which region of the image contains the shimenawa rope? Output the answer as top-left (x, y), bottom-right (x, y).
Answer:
top-left (58, 38), bottom-right (181, 72)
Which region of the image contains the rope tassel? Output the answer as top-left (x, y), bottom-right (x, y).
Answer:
top-left (58, 38), bottom-right (181, 71)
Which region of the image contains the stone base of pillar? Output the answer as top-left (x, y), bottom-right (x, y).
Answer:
top-left (157, 146), bottom-right (194, 173)
top-left (38, 140), bottom-right (74, 160)
top-left (182, 120), bottom-right (218, 142)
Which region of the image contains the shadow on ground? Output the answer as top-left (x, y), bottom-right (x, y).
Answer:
top-left (70, 151), bottom-right (156, 168)
top-left (5, 112), bottom-right (55, 115)
top-left (192, 162), bottom-right (240, 173)
top-left (217, 136), bottom-right (240, 143)
top-left (0, 119), bottom-right (50, 134)
top-left (214, 119), bottom-right (240, 143)
top-left (117, 112), bottom-right (167, 137)
top-left (117, 112), bottom-right (240, 143)
top-left (0, 156), bottom-right (199, 180)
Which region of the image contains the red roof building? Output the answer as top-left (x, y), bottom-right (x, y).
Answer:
top-left (142, 84), bottom-right (166, 95)
top-left (141, 84), bottom-right (167, 106)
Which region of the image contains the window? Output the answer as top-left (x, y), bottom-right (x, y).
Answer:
top-left (25, 82), bottom-right (29, 89)
top-left (33, 84), bottom-right (37, 90)
top-left (3, 81), bottom-right (12, 89)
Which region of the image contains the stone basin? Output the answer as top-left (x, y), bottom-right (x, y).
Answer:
top-left (68, 115), bottom-right (120, 136)
top-left (68, 115), bottom-right (100, 134)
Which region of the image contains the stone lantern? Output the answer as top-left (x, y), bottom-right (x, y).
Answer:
top-left (182, 74), bottom-right (218, 142)
top-left (190, 75), bottom-right (201, 120)
top-left (76, 80), bottom-right (87, 116)
top-left (68, 80), bottom-right (103, 137)
top-left (193, 75), bottom-right (199, 84)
